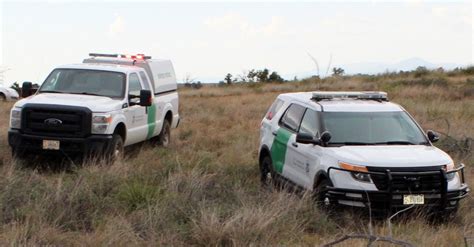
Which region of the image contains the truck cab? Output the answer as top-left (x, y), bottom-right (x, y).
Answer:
top-left (8, 53), bottom-right (179, 162)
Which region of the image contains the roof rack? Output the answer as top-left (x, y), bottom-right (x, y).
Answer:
top-left (89, 53), bottom-right (152, 60)
top-left (311, 91), bottom-right (388, 102)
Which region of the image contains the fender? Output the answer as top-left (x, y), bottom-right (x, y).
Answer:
top-left (313, 170), bottom-right (331, 190)
top-left (108, 114), bottom-right (127, 135)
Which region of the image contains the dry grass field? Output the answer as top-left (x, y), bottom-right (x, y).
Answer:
top-left (0, 70), bottom-right (472, 246)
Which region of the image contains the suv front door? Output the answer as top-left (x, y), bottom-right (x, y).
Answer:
top-left (288, 108), bottom-right (322, 189)
top-left (124, 72), bottom-right (148, 145)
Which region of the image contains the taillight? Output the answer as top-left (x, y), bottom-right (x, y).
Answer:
top-left (266, 111), bottom-right (273, 120)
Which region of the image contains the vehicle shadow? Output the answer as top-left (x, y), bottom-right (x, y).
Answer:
top-left (12, 142), bottom-right (150, 173)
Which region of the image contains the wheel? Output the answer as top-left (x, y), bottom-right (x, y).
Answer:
top-left (260, 155), bottom-right (283, 188)
top-left (314, 179), bottom-right (331, 209)
top-left (157, 120), bottom-right (171, 147)
top-left (0, 94), bottom-right (6, 102)
top-left (260, 155), bottom-right (273, 186)
top-left (105, 134), bottom-right (124, 164)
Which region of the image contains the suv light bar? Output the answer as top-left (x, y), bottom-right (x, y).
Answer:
top-left (312, 91), bottom-right (388, 102)
top-left (89, 53), bottom-right (152, 60)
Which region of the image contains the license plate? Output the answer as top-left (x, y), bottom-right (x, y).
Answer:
top-left (42, 140), bottom-right (60, 150)
top-left (403, 194), bottom-right (424, 205)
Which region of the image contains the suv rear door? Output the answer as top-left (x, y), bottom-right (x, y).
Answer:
top-left (271, 103), bottom-right (305, 184)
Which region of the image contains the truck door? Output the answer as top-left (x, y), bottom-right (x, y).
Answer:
top-left (124, 73), bottom-right (148, 145)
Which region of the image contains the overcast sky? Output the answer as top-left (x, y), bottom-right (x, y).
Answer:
top-left (0, 0), bottom-right (472, 85)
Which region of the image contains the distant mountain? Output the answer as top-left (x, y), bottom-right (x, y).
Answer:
top-left (285, 57), bottom-right (466, 80)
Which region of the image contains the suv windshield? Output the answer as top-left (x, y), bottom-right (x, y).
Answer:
top-left (39, 69), bottom-right (126, 98)
top-left (323, 111), bottom-right (428, 145)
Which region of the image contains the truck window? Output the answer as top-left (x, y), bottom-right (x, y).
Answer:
top-left (39, 69), bottom-right (125, 98)
top-left (299, 109), bottom-right (319, 137)
top-left (279, 104), bottom-right (305, 132)
top-left (139, 71), bottom-right (151, 91)
top-left (128, 73), bottom-right (142, 97)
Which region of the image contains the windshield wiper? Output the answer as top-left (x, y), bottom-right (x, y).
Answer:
top-left (330, 142), bottom-right (376, 146)
top-left (39, 90), bottom-right (63, 94)
top-left (374, 141), bottom-right (417, 145)
top-left (64, 92), bottom-right (104, 97)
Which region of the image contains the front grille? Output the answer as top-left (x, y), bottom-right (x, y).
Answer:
top-left (368, 166), bottom-right (445, 192)
top-left (21, 104), bottom-right (92, 137)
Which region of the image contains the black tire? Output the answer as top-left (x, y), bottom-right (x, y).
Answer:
top-left (157, 120), bottom-right (171, 147)
top-left (260, 156), bottom-right (272, 186)
top-left (260, 155), bottom-right (283, 188)
top-left (314, 179), bottom-right (331, 209)
top-left (105, 134), bottom-right (124, 164)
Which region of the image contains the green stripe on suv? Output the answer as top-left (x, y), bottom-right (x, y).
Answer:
top-left (146, 104), bottom-right (157, 139)
top-left (270, 128), bottom-right (292, 174)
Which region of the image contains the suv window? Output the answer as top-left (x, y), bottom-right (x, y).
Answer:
top-left (280, 103), bottom-right (306, 132)
top-left (265, 98), bottom-right (284, 120)
top-left (139, 71), bottom-right (151, 91)
top-left (299, 109), bottom-right (319, 137)
top-left (128, 73), bottom-right (142, 97)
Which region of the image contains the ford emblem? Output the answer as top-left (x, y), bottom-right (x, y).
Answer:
top-left (44, 118), bottom-right (63, 127)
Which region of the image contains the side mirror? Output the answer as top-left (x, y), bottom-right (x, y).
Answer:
top-left (427, 130), bottom-right (439, 143)
top-left (320, 131), bottom-right (332, 144)
top-left (139, 90), bottom-right (152, 107)
top-left (21, 82), bottom-right (33, 98)
top-left (296, 133), bottom-right (319, 145)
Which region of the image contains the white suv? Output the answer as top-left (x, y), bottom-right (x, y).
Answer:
top-left (9, 53), bottom-right (179, 162)
top-left (259, 91), bottom-right (469, 215)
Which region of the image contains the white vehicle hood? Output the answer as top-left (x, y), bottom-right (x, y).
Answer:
top-left (15, 93), bottom-right (123, 112)
top-left (326, 145), bottom-right (452, 167)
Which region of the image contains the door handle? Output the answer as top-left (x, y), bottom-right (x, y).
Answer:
top-left (272, 131), bottom-right (277, 136)
top-left (291, 142), bottom-right (298, 148)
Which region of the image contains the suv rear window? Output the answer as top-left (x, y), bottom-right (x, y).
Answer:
top-left (280, 103), bottom-right (306, 132)
top-left (265, 98), bottom-right (284, 120)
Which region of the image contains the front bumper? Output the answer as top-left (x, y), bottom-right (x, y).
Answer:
top-left (8, 129), bottom-right (113, 155)
top-left (326, 165), bottom-right (470, 213)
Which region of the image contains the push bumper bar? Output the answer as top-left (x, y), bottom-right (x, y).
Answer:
top-left (326, 164), bottom-right (470, 212)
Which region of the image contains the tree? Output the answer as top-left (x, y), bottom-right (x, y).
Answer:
top-left (268, 71), bottom-right (284, 82)
top-left (224, 73), bottom-right (233, 84)
top-left (247, 69), bottom-right (257, 82)
top-left (332, 67), bottom-right (345, 76)
top-left (256, 68), bottom-right (269, 82)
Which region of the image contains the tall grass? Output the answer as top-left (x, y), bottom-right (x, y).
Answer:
top-left (0, 71), bottom-right (472, 245)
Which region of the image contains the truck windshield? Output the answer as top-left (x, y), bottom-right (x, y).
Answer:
top-left (322, 111), bottom-right (428, 145)
top-left (39, 69), bottom-right (126, 98)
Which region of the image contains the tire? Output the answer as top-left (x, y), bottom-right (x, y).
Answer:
top-left (260, 155), bottom-right (272, 186)
top-left (314, 179), bottom-right (331, 209)
top-left (260, 155), bottom-right (283, 188)
top-left (105, 134), bottom-right (124, 164)
top-left (157, 120), bottom-right (171, 147)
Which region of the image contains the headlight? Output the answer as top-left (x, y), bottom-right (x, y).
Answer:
top-left (10, 107), bottom-right (22, 129)
top-left (443, 162), bottom-right (456, 181)
top-left (92, 113), bottom-right (112, 134)
top-left (339, 162), bottom-right (372, 183)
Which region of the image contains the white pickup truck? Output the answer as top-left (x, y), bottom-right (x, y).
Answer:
top-left (8, 53), bottom-right (180, 162)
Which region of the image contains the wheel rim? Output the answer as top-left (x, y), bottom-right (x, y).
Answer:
top-left (114, 141), bottom-right (123, 160)
top-left (162, 126), bottom-right (170, 146)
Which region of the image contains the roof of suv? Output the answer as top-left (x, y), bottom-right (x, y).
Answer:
top-left (56, 63), bottom-right (143, 73)
top-left (279, 92), bottom-right (403, 112)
